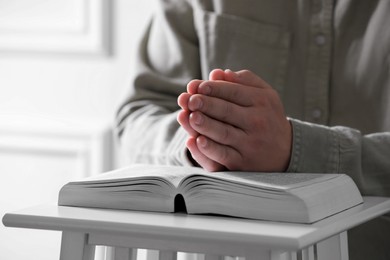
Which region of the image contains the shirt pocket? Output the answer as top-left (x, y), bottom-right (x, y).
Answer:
top-left (194, 10), bottom-right (291, 95)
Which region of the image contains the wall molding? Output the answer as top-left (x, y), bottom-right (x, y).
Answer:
top-left (0, 116), bottom-right (113, 177)
top-left (0, 0), bottom-right (111, 55)
top-left (0, 116), bottom-right (112, 260)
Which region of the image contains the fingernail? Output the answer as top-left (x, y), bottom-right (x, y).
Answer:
top-left (200, 85), bottom-right (211, 95)
top-left (189, 96), bottom-right (203, 110)
top-left (197, 136), bottom-right (208, 148)
top-left (191, 112), bottom-right (204, 125)
top-left (225, 69), bottom-right (237, 78)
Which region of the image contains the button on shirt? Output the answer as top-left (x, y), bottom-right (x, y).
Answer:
top-left (315, 34), bottom-right (326, 45)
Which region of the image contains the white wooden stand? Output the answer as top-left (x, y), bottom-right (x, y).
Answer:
top-left (3, 197), bottom-right (390, 260)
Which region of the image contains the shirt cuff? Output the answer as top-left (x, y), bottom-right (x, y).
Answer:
top-left (286, 118), bottom-right (340, 173)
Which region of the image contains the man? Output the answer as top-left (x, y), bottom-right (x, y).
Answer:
top-left (116, 1), bottom-right (390, 258)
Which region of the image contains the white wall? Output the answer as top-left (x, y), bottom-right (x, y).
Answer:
top-left (0, 1), bottom-right (152, 260)
top-left (0, 0), bottom-right (151, 121)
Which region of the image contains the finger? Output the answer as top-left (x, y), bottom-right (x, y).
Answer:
top-left (177, 92), bottom-right (191, 110)
top-left (177, 110), bottom-right (198, 137)
top-left (197, 80), bottom-right (255, 107)
top-left (187, 79), bottom-right (203, 94)
top-left (196, 135), bottom-right (242, 171)
top-left (189, 111), bottom-right (244, 145)
top-left (186, 137), bottom-right (226, 172)
top-left (188, 95), bottom-right (247, 128)
top-left (223, 69), bottom-right (236, 82)
top-left (209, 69), bottom-right (225, 81)
top-left (225, 69), bottom-right (271, 89)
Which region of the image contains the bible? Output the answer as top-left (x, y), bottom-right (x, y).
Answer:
top-left (58, 164), bottom-right (363, 223)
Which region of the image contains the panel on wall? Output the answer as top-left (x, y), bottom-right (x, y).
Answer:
top-left (0, 0), bottom-right (111, 55)
top-left (0, 115), bottom-right (113, 260)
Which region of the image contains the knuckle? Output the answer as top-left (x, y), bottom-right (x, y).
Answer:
top-left (221, 126), bottom-right (231, 143)
top-left (221, 102), bottom-right (232, 121)
top-left (218, 147), bottom-right (231, 165)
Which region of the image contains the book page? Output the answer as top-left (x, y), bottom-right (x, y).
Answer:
top-left (208, 171), bottom-right (340, 190)
top-left (70, 164), bottom-right (206, 188)
top-left (70, 164), bottom-right (340, 191)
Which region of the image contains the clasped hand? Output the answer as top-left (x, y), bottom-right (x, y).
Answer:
top-left (177, 69), bottom-right (292, 172)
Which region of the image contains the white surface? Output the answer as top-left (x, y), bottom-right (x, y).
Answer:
top-left (3, 197), bottom-right (390, 252)
top-left (0, 0), bottom-right (109, 55)
top-left (0, 1), bottom-right (151, 259)
top-left (0, 1), bottom-right (151, 123)
top-left (0, 117), bottom-right (113, 260)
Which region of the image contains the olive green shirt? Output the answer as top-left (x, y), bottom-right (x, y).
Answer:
top-left (116, 1), bottom-right (390, 258)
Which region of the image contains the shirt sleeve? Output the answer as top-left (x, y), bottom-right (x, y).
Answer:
top-left (116, 0), bottom-right (199, 166)
top-left (287, 118), bottom-right (390, 197)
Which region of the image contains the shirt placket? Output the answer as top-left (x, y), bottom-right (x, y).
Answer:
top-left (304, 0), bottom-right (334, 124)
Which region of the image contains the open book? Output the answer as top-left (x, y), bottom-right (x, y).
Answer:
top-left (58, 164), bottom-right (363, 223)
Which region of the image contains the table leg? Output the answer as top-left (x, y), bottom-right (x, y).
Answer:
top-left (204, 254), bottom-right (224, 260)
top-left (289, 231), bottom-right (349, 260)
top-left (159, 250), bottom-right (178, 260)
top-left (316, 232), bottom-right (348, 260)
top-left (296, 247), bottom-right (315, 260)
top-left (60, 231), bottom-right (95, 260)
top-left (110, 247), bottom-right (137, 260)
